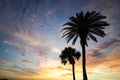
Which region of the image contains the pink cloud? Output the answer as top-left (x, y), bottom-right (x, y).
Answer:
top-left (97, 39), bottom-right (117, 50)
top-left (0, 60), bottom-right (10, 64)
top-left (3, 27), bottom-right (59, 59)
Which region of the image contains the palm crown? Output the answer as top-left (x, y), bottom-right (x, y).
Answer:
top-left (62, 11), bottom-right (109, 46)
top-left (59, 47), bottom-right (81, 65)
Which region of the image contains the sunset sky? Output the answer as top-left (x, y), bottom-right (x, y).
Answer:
top-left (0, 0), bottom-right (120, 80)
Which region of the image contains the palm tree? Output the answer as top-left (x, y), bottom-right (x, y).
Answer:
top-left (59, 47), bottom-right (81, 80)
top-left (61, 11), bottom-right (109, 80)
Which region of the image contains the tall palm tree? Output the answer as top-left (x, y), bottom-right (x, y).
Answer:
top-left (59, 47), bottom-right (81, 80)
top-left (61, 11), bottom-right (109, 80)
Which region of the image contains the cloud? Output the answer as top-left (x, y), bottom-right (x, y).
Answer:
top-left (3, 27), bottom-right (54, 58)
top-left (86, 52), bottom-right (106, 68)
top-left (34, 60), bottom-right (42, 67)
top-left (86, 40), bottom-right (114, 59)
top-left (13, 65), bottom-right (40, 75)
top-left (0, 60), bottom-right (10, 64)
top-left (57, 66), bottom-right (71, 71)
top-left (34, 50), bottom-right (46, 57)
top-left (21, 53), bottom-right (29, 57)
top-left (80, 37), bottom-right (120, 69)
top-left (104, 47), bottom-right (120, 69)
top-left (17, 59), bottom-right (42, 67)
top-left (97, 39), bottom-right (119, 50)
top-left (21, 59), bottom-right (33, 64)
top-left (61, 73), bottom-right (72, 77)
top-left (44, 9), bottom-right (55, 17)
top-left (42, 58), bottom-right (60, 68)
top-left (4, 49), bottom-right (10, 53)
top-left (50, 47), bottom-right (61, 53)
top-left (86, 0), bottom-right (120, 16)
top-left (3, 27), bottom-right (61, 58)
top-left (17, 58), bottom-right (61, 70)
top-left (110, 33), bottom-right (120, 43)
top-left (91, 50), bottom-right (103, 57)
top-left (0, 64), bottom-right (39, 76)
top-left (0, 24), bottom-right (12, 34)
top-left (85, 0), bottom-right (120, 38)
top-left (87, 37), bottom-right (120, 58)
top-left (12, 27), bottom-right (44, 47)
top-left (85, 46), bottom-right (120, 70)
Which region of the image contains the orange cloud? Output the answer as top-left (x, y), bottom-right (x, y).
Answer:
top-left (61, 73), bottom-right (72, 77)
top-left (103, 47), bottom-right (120, 69)
top-left (85, 46), bottom-right (120, 71)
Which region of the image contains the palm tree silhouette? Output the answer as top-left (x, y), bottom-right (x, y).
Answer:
top-left (59, 47), bottom-right (81, 80)
top-left (61, 11), bottom-right (109, 80)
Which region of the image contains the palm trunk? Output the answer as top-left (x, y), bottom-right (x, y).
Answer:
top-left (72, 64), bottom-right (75, 80)
top-left (82, 44), bottom-right (88, 80)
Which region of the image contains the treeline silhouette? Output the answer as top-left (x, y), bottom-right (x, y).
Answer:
top-left (0, 79), bottom-right (8, 80)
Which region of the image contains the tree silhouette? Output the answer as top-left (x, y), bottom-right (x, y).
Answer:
top-left (61, 11), bottom-right (109, 80)
top-left (59, 47), bottom-right (81, 80)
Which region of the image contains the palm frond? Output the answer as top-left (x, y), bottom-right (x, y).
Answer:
top-left (74, 52), bottom-right (81, 60)
top-left (94, 29), bottom-right (106, 35)
top-left (84, 11), bottom-right (90, 20)
top-left (90, 21), bottom-right (109, 28)
top-left (61, 27), bottom-right (73, 32)
top-left (91, 15), bottom-right (106, 23)
top-left (61, 11), bottom-right (109, 46)
top-left (62, 31), bottom-right (72, 38)
top-left (78, 11), bottom-right (84, 19)
top-left (66, 34), bottom-right (75, 43)
top-left (76, 13), bottom-right (79, 18)
top-left (59, 47), bottom-right (81, 65)
top-left (87, 11), bottom-right (96, 20)
top-left (60, 54), bottom-right (66, 60)
top-left (68, 57), bottom-right (75, 64)
top-left (69, 16), bottom-right (78, 24)
top-left (88, 33), bottom-right (98, 42)
top-left (87, 12), bottom-right (107, 24)
top-left (61, 60), bottom-right (67, 65)
top-left (89, 29), bottom-right (106, 37)
top-left (72, 35), bottom-right (78, 45)
top-left (63, 22), bottom-right (78, 27)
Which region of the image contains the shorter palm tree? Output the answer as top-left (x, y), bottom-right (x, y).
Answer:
top-left (59, 47), bottom-right (81, 80)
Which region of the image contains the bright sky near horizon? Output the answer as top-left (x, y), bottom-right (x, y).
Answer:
top-left (0, 0), bottom-right (120, 80)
